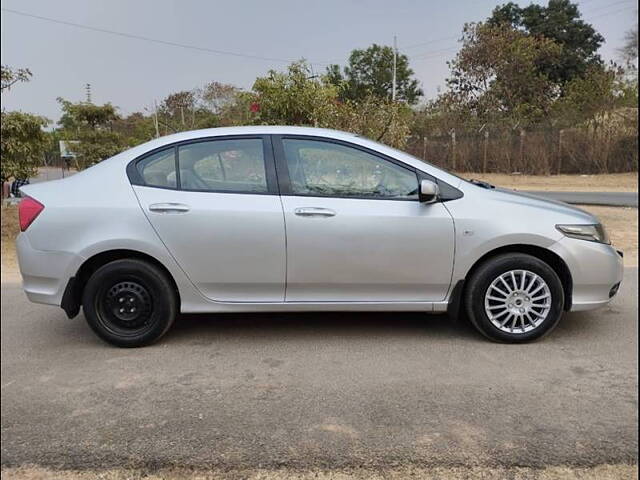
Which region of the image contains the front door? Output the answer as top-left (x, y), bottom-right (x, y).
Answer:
top-left (132, 136), bottom-right (286, 302)
top-left (274, 136), bottom-right (455, 303)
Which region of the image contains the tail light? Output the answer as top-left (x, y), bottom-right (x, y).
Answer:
top-left (18, 196), bottom-right (45, 232)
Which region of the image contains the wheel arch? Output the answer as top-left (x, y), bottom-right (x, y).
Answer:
top-left (448, 244), bottom-right (573, 319)
top-left (61, 249), bottom-right (181, 319)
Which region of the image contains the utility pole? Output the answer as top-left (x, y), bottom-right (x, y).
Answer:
top-left (153, 100), bottom-right (160, 138)
top-left (85, 83), bottom-right (92, 103)
top-left (392, 35), bottom-right (397, 101)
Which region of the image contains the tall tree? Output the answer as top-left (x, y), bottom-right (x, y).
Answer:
top-left (0, 111), bottom-right (49, 183)
top-left (1, 65), bottom-right (49, 184)
top-left (488, 0), bottom-right (604, 86)
top-left (327, 44), bottom-right (423, 104)
top-left (0, 65), bottom-right (32, 93)
top-left (156, 90), bottom-right (217, 133)
top-left (442, 22), bottom-right (563, 127)
top-left (252, 61), bottom-right (339, 126)
top-left (618, 23), bottom-right (638, 83)
top-left (57, 98), bottom-right (124, 169)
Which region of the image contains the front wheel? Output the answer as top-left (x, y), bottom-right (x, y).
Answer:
top-left (82, 259), bottom-right (177, 347)
top-left (464, 253), bottom-right (565, 343)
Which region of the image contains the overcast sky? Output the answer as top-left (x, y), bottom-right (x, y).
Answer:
top-left (1, 0), bottom-right (637, 122)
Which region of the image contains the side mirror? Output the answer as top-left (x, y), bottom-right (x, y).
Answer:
top-left (419, 179), bottom-right (439, 204)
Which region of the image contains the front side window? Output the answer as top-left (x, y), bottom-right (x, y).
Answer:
top-left (137, 147), bottom-right (177, 188)
top-left (282, 139), bottom-right (418, 199)
top-left (177, 139), bottom-right (267, 193)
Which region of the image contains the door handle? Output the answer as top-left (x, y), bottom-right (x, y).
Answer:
top-left (149, 203), bottom-right (190, 214)
top-left (294, 207), bottom-right (336, 217)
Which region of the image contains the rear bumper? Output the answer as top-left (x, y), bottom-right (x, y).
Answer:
top-left (550, 237), bottom-right (624, 312)
top-left (16, 233), bottom-right (81, 307)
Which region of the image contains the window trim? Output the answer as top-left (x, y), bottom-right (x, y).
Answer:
top-left (272, 134), bottom-right (424, 202)
top-left (127, 135), bottom-right (279, 195)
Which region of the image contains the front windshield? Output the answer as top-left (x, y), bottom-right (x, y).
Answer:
top-left (355, 135), bottom-right (471, 185)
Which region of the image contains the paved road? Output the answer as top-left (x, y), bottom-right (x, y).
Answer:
top-left (1, 270), bottom-right (637, 470)
top-left (524, 191), bottom-right (638, 208)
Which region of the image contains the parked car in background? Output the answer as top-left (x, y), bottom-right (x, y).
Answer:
top-left (16, 127), bottom-right (624, 347)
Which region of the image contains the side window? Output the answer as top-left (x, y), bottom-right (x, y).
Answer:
top-left (282, 139), bottom-right (418, 199)
top-left (177, 139), bottom-right (267, 193)
top-left (137, 148), bottom-right (177, 188)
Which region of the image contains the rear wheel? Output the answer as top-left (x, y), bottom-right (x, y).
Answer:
top-left (82, 259), bottom-right (176, 347)
top-left (464, 253), bottom-right (564, 343)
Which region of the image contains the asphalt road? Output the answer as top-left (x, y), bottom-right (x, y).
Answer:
top-left (524, 191), bottom-right (638, 208)
top-left (1, 269), bottom-right (637, 471)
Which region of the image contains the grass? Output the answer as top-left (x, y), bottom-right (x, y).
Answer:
top-left (1, 205), bottom-right (20, 277)
top-left (1, 465), bottom-right (637, 480)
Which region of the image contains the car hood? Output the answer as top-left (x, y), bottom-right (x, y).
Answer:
top-left (487, 186), bottom-right (598, 223)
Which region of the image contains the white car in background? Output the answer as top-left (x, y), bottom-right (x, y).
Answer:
top-left (17, 126), bottom-right (623, 347)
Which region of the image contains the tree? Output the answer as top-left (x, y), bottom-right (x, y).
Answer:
top-left (252, 61), bottom-right (339, 126)
top-left (618, 23), bottom-right (638, 83)
top-left (442, 22), bottom-right (563, 127)
top-left (488, 0), bottom-right (604, 86)
top-left (57, 98), bottom-right (125, 169)
top-left (554, 64), bottom-right (638, 127)
top-left (1, 65), bottom-right (32, 93)
top-left (0, 111), bottom-right (49, 182)
top-left (327, 44), bottom-right (423, 104)
top-left (251, 61), bottom-right (412, 148)
top-left (199, 81), bottom-right (242, 115)
top-left (155, 90), bottom-right (217, 134)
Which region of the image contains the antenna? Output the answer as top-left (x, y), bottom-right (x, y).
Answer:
top-left (85, 83), bottom-right (92, 103)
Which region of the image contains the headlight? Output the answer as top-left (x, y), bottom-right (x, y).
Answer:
top-left (556, 224), bottom-right (610, 244)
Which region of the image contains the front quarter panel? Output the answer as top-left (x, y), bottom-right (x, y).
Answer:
top-left (445, 186), bottom-right (577, 282)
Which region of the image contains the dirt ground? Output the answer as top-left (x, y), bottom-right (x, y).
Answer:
top-left (1, 465), bottom-right (637, 480)
top-left (581, 205), bottom-right (638, 267)
top-left (463, 172), bottom-right (638, 192)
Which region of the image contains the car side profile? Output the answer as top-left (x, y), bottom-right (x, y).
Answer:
top-left (17, 126), bottom-right (624, 347)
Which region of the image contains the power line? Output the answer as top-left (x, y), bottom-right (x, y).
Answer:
top-left (0, 7), bottom-right (333, 67)
top-left (402, 34), bottom-right (459, 51)
top-left (583, 0), bottom-right (635, 14)
top-left (586, 5), bottom-right (637, 19)
top-left (406, 0), bottom-right (636, 63)
top-left (410, 47), bottom-right (459, 61)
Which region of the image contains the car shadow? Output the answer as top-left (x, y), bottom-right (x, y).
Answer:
top-left (166, 310), bottom-right (484, 344)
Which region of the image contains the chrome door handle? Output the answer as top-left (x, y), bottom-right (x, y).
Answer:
top-left (149, 203), bottom-right (190, 214)
top-left (294, 207), bottom-right (336, 217)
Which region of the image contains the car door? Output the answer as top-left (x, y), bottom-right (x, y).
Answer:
top-left (131, 135), bottom-right (286, 302)
top-left (273, 135), bottom-right (455, 303)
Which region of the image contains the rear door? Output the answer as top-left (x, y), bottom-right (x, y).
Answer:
top-left (132, 135), bottom-right (286, 302)
top-left (273, 135), bottom-right (455, 303)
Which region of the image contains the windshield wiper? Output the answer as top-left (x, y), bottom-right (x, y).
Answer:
top-left (468, 179), bottom-right (495, 189)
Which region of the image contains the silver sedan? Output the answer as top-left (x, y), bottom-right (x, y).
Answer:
top-left (16, 126), bottom-right (623, 347)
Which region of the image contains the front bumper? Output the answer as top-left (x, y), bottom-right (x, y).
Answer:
top-left (550, 236), bottom-right (624, 311)
top-left (16, 233), bottom-right (82, 306)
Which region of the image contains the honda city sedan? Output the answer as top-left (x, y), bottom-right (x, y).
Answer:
top-left (16, 126), bottom-right (624, 347)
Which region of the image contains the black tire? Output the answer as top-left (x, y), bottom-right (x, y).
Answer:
top-left (82, 259), bottom-right (177, 347)
top-left (464, 253), bottom-right (564, 343)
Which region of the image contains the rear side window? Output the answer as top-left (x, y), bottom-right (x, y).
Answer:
top-left (137, 148), bottom-right (177, 188)
top-left (177, 139), bottom-right (267, 193)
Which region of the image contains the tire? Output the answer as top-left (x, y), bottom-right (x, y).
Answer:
top-left (464, 253), bottom-right (564, 343)
top-left (82, 259), bottom-right (177, 347)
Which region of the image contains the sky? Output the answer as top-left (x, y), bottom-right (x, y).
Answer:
top-left (1, 0), bottom-right (637, 122)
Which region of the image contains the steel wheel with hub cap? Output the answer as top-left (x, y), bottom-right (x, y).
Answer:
top-left (465, 253), bottom-right (565, 342)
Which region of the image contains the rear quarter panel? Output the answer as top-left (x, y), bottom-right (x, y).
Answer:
top-left (20, 158), bottom-right (206, 312)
